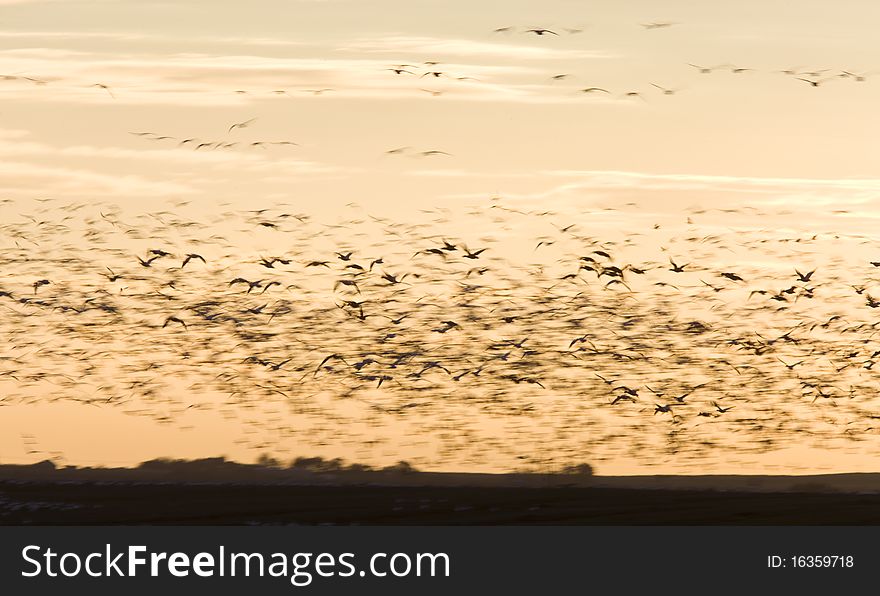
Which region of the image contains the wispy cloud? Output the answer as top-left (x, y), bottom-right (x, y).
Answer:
top-left (444, 170), bottom-right (880, 210)
top-left (0, 47), bottom-right (599, 105)
top-left (339, 35), bottom-right (615, 61)
top-left (0, 128), bottom-right (349, 200)
top-left (405, 169), bottom-right (477, 178)
top-left (0, 0), bottom-right (116, 4)
top-left (0, 30), bottom-right (310, 47)
top-left (544, 170), bottom-right (880, 196)
top-left (0, 160), bottom-right (194, 197)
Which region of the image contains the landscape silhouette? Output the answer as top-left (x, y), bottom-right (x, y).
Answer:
top-left (2, 0), bottom-right (880, 525)
top-left (5, 456), bottom-right (880, 524)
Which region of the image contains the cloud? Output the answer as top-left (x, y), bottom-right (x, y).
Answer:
top-left (0, 30), bottom-right (310, 47)
top-left (339, 35), bottom-right (614, 61)
top-left (0, 160), bottom-right (194, 197)
top-left (541, 170), bottom-right (880, 201)
top-left (0, 46), bottom-right (593, 105)
top-left (0, 128), bottom-right (349, 201)
top-left (0, 0), bottom-right (116, 4)
top-left (0, 128), bottom-right (345, 172)
top-left (406, 169), bottom-right (478, 177)
top-left (443, 170), bottom-right (880, 213)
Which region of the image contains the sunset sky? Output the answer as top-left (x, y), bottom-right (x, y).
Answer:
top-left (2, 1), bottom-right (880, 476)
top-left (1, 0), bottom-right (879, 217)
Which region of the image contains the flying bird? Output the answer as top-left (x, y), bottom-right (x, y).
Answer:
top-left (651, 83), bottom-right (679, 95)
top-left (90, 83), bottom-right (115, 99)
top-left (669, 259), bottom-right (688, 273)
top-left (163, 316), bottom-right (187, 330)
top-left (796, 77), bottom-right (831, 87)
top-left (795, 269), bottom-right (816, 282)
top-left (228, 118), bottom-right (257, 133)
top-left (182, 254), bottom-right (206, 268)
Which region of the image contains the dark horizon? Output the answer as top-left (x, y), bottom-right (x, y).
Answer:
top-left (4, 456), bottom-right (880, 525)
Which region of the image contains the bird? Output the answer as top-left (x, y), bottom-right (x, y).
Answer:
top-left (228, 118), bottom-right (257, 133)
top-left (669, 259), bottom-right (688, 273)
top-left (315, 354), bottom-right (348, 375)
top-left (381, 272), bottom-right (407, 284)
top-left (795, 269), bottom-right (816, 282)
top-left (651, 83), bottom-right (678, 95)
top-left (525, 28), bottom-right (558, 36)
top-left (90, 83), bottom-right (115, 99)
top-left (137, 256), bottom-right (160, 268)
top-left (796, 77), bottom-right (831, 87)
top-left (229, 278), bottom-right (263, 293)
top-left (777, 358), bottom-right (805, 370)
top-left (462, 247), bottom-right (488, 259)
top-left (103, 268), bottom-right (122, 282)
top-left (688, 63), bottom-right (721, 74)
top-left (182, 254), bottom-right (206, 268)
top-left (839, 70), bottom-right (872, 82)
top-left (163, 316), bottom-right (187, 329)
top-left (334, 279), bottom-right (361, 293)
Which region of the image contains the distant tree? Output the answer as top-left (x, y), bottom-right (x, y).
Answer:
top-left (257, 454), bottom-right (282, 468)
top-left (560, 463), bottom-right (594, 476)
top-left (383, 461), bottom-right (418, 474)
top-left (290, 456), bottom-right (346, 472)
top-left (138, 457), bottom-right (176, 468)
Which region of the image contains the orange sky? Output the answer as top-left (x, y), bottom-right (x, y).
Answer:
top-left (0, 0), bottom-right (878, 217)
top-left (2, 1), bottom-right (880, 476)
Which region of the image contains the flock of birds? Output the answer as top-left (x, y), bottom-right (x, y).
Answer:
top-left (128, 128), bottom-right (300, 152)
top-left (1, 19), bottom-right (872, 110)
top-left (117, 51), bottom-right (872, 159)
top-left (2, 197), bottom-right (880, 473)
top-left (1, 12), bottom-right (879, 474)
